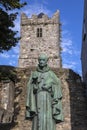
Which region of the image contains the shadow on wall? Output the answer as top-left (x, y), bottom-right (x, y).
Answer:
top-left (67, 70), bottom-right (87, 130)
top-left (0, 80), bottom-right (22, 130)
top-left (0, 65), bottom-right (22, 130)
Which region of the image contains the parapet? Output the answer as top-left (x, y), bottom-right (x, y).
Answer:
top-left (21, 10), bottom-right (60, 25)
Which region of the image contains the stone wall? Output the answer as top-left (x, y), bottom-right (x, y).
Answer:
top-left (81, 0), bottom-right (87, 85)
top-left (19, 11), bottom-right (62, 68)
top-left (0, 66), bottom-right (87, 130)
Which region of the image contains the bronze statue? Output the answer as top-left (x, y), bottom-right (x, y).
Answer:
top-left (26, 54), bottom-right (63, 130)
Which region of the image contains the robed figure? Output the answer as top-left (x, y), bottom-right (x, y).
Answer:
top-left (26, 54), bottom-right (63, 130)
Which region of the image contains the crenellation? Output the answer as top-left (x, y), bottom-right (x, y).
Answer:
top-left (52, 10), bottom-right (60, 23)
top-left (19, 11), bottom-right (62, 68)
top-left (42, 14), bottom-right (49, 20)
top-left (21, 11), bottom-right (60, 26)
top-left (31, 14), bottom-right (38, 19)
top-left (21, 13), bottom-right (28, 20)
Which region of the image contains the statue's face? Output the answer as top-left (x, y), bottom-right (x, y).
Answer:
top-left (38, 56), bottom-right (48, 67)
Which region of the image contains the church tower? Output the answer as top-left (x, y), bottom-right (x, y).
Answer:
top-left (18, 11), bottom-right (62, 68)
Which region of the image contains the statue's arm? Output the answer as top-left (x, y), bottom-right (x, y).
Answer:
top-left (49, 71), bottom-right (62, 99)
top-left (50, 71), bottom-right (64, 122)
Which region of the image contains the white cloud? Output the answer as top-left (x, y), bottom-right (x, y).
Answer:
top-left (9, 61), bottom-right (16, 66)
top-left (21, 3), bottom-right (52, 17)
top-left (61, 37), bottom-right (73, 54)
top-left (0, 53), bottom-right (10, 58)
top-left (61, 30), bottom-right (80, 56)
top-left (61, 28), bottom-right (81, 75)
top-left (12, 45), bottom-right (19, 54)
top-left (61, 31), bottom-right (73, 55)
top-left (14, 16), bottom-right (20, 34)
top-left (63, 62), bottom-right (77, 69)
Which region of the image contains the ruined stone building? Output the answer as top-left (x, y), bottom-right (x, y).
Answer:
top-left (81, 0), bottom-right (87, 88)
top-left (19, 11), bottom-right (62, 68)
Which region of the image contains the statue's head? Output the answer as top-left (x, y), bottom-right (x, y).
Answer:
top-left (38, 54), bottom-right (48, 67)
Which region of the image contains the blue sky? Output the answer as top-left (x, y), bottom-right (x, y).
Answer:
top-left (0, 0), bottom-right (84, 75)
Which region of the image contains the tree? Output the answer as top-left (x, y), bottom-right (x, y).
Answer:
top-left (0, 0), bottom-right (26, 53)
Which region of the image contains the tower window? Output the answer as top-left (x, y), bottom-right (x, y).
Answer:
top-left (37, 28), bottom-right (42, 37)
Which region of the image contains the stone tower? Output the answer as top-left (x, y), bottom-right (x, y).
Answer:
top-left (19, 11), bottom-right (62, 68)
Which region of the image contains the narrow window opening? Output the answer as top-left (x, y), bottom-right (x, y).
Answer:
top-left (30, 49), bottom-right (34, 51)
top-left (37, 28), bottom-right (42, 37)
top-left (83, 22), bottom-right (86, 41)
top-left (83, 34), bottom-right (86, 41)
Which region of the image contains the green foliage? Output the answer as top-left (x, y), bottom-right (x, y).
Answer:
top-left (0, 0), bottom-right (26, 52)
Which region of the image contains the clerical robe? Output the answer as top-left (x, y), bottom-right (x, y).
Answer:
top-left (26, 66), bottom-right (63, 130)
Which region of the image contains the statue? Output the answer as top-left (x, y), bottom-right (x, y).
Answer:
top-left (26, 54), bottom-right (63, 130)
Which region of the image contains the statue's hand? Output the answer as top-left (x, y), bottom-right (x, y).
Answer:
top-left (42, 84), bottom-right (52, 92)
top-left (42, 84), bottom-right (47, 89)
top-left (33, 86), bottom-right (38, 94)
top-left (42, 84), bottom-right (49, 90)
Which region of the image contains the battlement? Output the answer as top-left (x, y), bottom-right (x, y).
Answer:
top-left (19, 11), bottom-right (61, 68)
top-left (21, 10), bottom-right (60, 25)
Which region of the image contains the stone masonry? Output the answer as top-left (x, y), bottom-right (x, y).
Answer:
top-left (0, 80), bottom-right (14, 124)
top-left (0, 66), bottom-right (87, 130)
top-left (18, 11), bottom-right (62, 68)
top-left (81, 0), bottom-right (87, 89)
